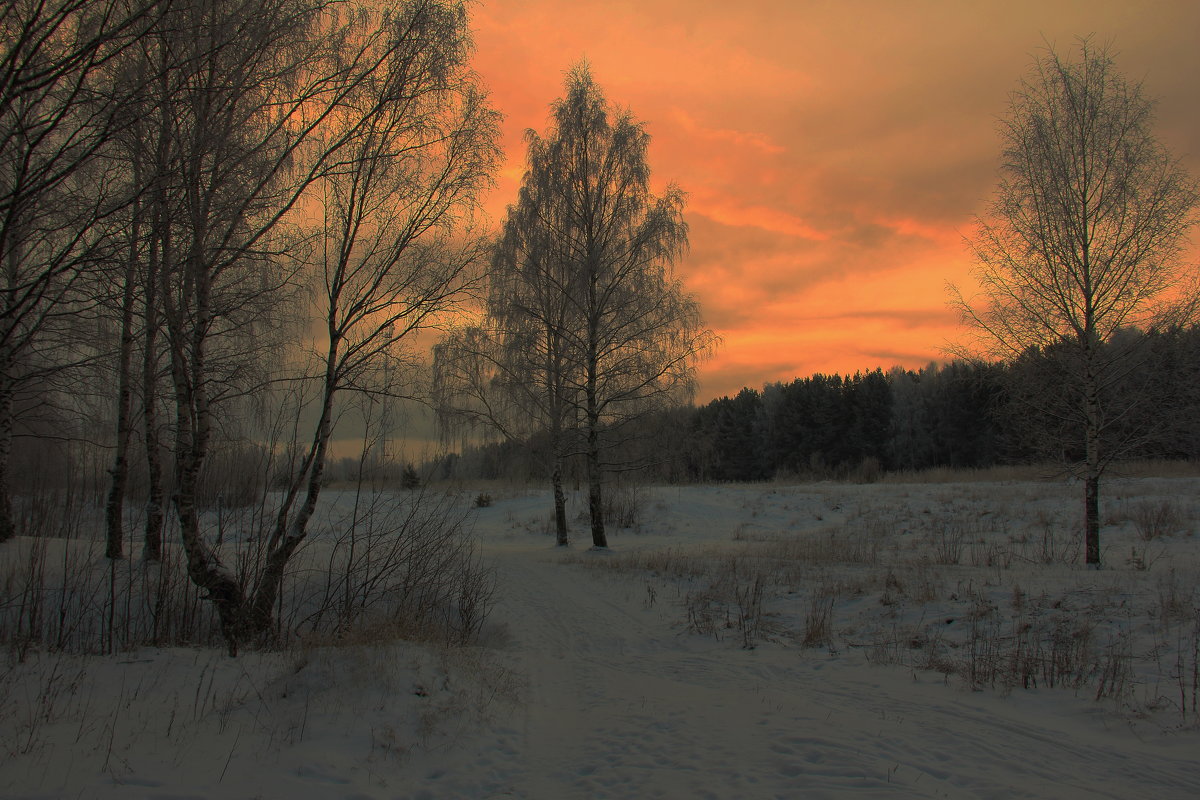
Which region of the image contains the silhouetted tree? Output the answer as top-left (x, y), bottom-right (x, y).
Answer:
top-left (0, 0), bottom-right (161, 543)
top-left (138, 0), bottom-right (498, 653)
top-left (435, 127), bottom-right (579, 544)
top-left (843, 370), bottom-right (892, 468)
top-left (446, 65), bottom-right (714, 548)
top-left (952, 39), bottom-right (1198, 564)
top-left (708, 388), bottom-right (767, 481)
top-left (248, 0), bottom-right (498, 633)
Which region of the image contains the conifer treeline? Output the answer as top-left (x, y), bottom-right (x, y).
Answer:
top-left (684, 326), bottom-right (1200, 482)
top-left (446, 326), bottom-right (1200, 483)
top-left (690, 363), bottom-right (1002, 481)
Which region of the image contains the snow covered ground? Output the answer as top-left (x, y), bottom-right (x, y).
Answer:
top-left (3, 477), bottom-right (1199, 798)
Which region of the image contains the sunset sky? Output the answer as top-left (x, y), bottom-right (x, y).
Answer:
top-left (467, 0), bottom-right (1200, 402)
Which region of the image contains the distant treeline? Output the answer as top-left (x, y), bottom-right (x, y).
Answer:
top-left (441, 325), bottom-right (1200, 483)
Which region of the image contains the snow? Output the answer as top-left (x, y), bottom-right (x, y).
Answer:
top-left (3, 477), bottom-right (1199, 798)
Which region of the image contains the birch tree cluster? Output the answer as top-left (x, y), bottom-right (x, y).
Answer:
top-left (436, 65), bottom-right (716, 549)
top-left (1, 0), bottom-right (499, 653)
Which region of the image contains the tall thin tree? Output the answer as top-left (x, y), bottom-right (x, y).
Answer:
top-left (0, 0), bottom-right (161, 543)
top-left (952, 39), bottom-right (1198, 565)
top-left (153, 0), bottom-right (387, 651)
top-left (435, 152), bottom-right (579, 546)
top-left (248, 0), bottom-right (499, 632)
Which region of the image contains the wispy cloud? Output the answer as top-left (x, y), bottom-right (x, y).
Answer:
top-left (472, 0), bottom-right (1200, 400)
top-left (670, 109), bottom-right (785, 155)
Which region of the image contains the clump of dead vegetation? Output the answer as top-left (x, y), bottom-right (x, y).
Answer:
top-left (569, 478), bottom-right (1200, 726)
top-left (0, 487), bottom-right (496, 659)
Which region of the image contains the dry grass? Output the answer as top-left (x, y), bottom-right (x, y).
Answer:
top-left (568, 477), bottom-right (1200, 725)
top-left (879, 463), bottom-right (1062, 484)
top-left (878, 459), bottom-right (1200, 485)
top-left (0, 487), bottom-right (497, 658)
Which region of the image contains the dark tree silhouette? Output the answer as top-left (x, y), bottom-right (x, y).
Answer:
top-left (0, 0), bottom-right (161, 543)
top-left (440, 64), bottom-right (715, 548)
top-left (952, 39), bottom-right (1198, 565)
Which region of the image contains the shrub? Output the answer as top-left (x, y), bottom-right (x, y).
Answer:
top-left (603, 483), bottom-right (644, 530)
top-left (0, 487), bottom-right (496, 656)
top-left (801, 588), bottom-right (835, 648)
top-left (400, 464), bottom-right (421, 490)
top-left (1130, 498), bottom-right (1184, 541)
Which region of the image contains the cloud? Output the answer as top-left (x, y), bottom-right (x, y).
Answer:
top-left (688, 188), bottom-right (828, 241)
top-left (864, 348), bottom-right (947, 369)
top-left (669, 108), bottom-right (785, 155)
top-left (697, 360), bottom-right (799, 399)
top-left (471, 0), bottom-right (1200, 401)
top-left (804, 308), bottom-right (961, 330)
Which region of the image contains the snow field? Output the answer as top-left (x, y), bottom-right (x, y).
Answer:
top-left (2, 476), bottom-right (1199, 798)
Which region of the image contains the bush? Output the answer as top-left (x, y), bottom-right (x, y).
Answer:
top-left (400, 464), bottom-right (421, 490)
top-left (295, 487), bottom-right (495, 646)
top-left (0, 486), bottom-right (496, 656)
top-left (603, 483), bottom-right (644, 530)
top-left (1130, 498), bottom-right (1185, 540)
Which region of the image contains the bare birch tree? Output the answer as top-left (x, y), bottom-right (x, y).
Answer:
top-left (107, 0), bottom-right (496, 653)
top-left (952, 39), bottom-right (1198, 565)
top-left (148, 0), bottom-right (382, 652)
top-left (444, 65), bottom-right (715, 548)
top-left (247, 0), bottom-right (499, 632)
top-left (0, 0), bottom-right (160, 543)
top-left (102, 24), bottom-right (161, 561)
top-left (435, 162), bottom-right (578, 546)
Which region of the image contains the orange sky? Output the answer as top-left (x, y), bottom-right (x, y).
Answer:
top-left (468, 0), bottom-right (1200, 402)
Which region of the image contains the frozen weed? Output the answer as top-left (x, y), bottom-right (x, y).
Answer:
top-left (908, 562), bottom-right (943, 603)
top-left (735, 576), bottom-right (765, 649)
top-left (1155, 570), bottom-right (1197, 624)
top-left (643, 582), bottom-right (658, 608)
top-left (684, 584), bottom-right (724, 640)
top-left (765, 530), bottom-right (877, 565)
top-left (0, 537), bottom-right (221, 657)
top-left (568, 478), bottom-right (1200, 723)
top-left (291, 489), bottom-right (497, 648)
top-left (864, 621), bottom-right (908, 667)
top-left (603, 483), bottom-right (645, 531)
top-left (680, 570), bottom-right (770, 648)
top-left (927, 513), bottom-right (969, 565)
top-left (1093, 631), bottom-right (1134, 703)
top-left (970, 539), bottom-right (1014, 569)
top-left (915, 628), bottom-right (956, 676)
top-left (1124, 542), bottom-right (1165, 571)
top-left (1017, 510), bottom-right (1081, 564)
top-left (0, 488), bottom-right (496, 656)
top-left (801, 588), bottom-right (835, 649)
top-left (879, 570), bottom-right (903, 607)
top-left (1130, 498), bottom-right (1185, 541)
top-left (1172, 614), bottom-right (1200, 722)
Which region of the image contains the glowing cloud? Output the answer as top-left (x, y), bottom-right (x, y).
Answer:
top-left (472, 0), bottom-right (1200, 400)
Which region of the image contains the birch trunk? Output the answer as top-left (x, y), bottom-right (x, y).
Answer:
top-left (1084, 380), bottom-right (1102, 565)
top-left (551, 457), bottom-right (569, 547)
top-left (104, 187), bottom-right (141, 560)
top-left (0, 380), bottom-right (14, 543)
top-left (248, 357), bottom-right (337, 634)
top-left (586, 373), bottom-right (606, 548)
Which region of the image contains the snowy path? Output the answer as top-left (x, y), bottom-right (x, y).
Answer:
top-left (414, 540), bottom-right (1200, 799)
